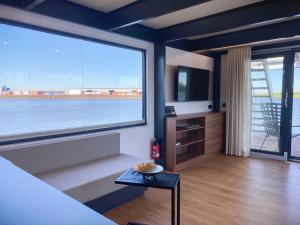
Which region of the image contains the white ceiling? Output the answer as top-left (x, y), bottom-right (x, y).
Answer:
top-left (141, 0), bottom-right (263, 29)
top-left (67, 0), bottom-right (136, 13)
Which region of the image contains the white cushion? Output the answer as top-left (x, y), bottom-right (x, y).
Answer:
top-left (36, 153), bottom-right (151, 203)
top-left (0, 132), bottom-right (120, 174)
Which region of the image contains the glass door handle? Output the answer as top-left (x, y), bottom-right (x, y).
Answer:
top-left (285, 91), bottom-right (288, 109)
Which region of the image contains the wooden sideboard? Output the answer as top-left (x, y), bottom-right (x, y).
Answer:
top-left (166, 112), bottom-right (225, 171)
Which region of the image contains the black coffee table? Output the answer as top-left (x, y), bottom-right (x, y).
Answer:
top-left (115, 169), bottom-right (180, 225)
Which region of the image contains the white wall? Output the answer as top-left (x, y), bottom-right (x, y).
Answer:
top-left (166, 47), bottom-right (214, 70)
top-left (0, 5), bottom-right (154, 160)
top-left (165, 47), bottom-right (214, 115)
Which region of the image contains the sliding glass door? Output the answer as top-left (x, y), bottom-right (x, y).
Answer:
top-left (250, 51), bottom-right (300, 160)
top-left (250, 56), bottom-right (284, 154)
top-left (290, 52), bottom-right (300, 159)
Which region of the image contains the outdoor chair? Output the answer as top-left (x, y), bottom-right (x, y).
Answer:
top-left (260, 103), bottom-right (300, 150)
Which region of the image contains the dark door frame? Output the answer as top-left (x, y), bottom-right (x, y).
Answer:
top-left (281, 51), bottom-right (294, 159)
top-left (251, 50), bottom-right (300, 161)
top-left (250, 52), bottom-right (287, 156)
top-left (287, 50), bottom-right (300, 161)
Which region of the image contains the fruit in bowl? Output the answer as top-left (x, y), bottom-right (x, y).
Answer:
top-left (133, 162), bottom-right (163, 176)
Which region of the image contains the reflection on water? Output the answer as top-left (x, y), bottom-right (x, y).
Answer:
top-left (0, 99), bottom-right (143, 136)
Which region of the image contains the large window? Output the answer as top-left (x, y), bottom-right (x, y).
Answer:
top-left (0, 23), bottom-right (145, 143)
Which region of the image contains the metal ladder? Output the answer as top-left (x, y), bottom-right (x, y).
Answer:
top-left (251, 59), bottom-right (273, 133)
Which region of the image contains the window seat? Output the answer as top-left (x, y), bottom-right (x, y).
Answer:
top-left (0, 156), bottom-right (117, 225)
top-left (36, 153), bottom-right (150, 203)
top-left (0, 132), bottom-right (151, 205)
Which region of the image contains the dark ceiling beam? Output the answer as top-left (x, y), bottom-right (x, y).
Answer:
top-left (252, 40), bottom-right (300, 55)
top-left (107, 0), bottom-right (211, 30)
top-left (166, 39), bottom-right (192, 52)
top-left (0, 0), bottom-right (38, 8)
top-left (32, 0), bottom-right (108, 30)
top-left (190, 18), bottom-right (300, 51)
top-left (30, 0), bottom-right (156, 42)
top-left (112, 23), bottom-right (157, 43)
top-left (24, 0), bottom-right (46, 10)
top-left (158, 0), bottom-right (300, 42)
top-left (0, 0), bottom-right (157, 42)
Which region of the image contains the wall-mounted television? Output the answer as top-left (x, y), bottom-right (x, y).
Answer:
top-left (175, 66), bottom-right (210, 102)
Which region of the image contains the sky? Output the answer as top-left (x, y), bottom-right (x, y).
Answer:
top-left (1, 23), bottom-right (300, 93)
top-left (262, 68), bottom-right (300, 93)
top-left (0, 23), bottom-right (143, 91)
top-left (252, 67), bottom-right (300, 94)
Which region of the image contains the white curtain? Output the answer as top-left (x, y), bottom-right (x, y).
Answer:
top-left (225, 46), bottom-right (251, 157)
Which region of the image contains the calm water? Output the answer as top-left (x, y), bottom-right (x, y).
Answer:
top-left (1, 98), bottom-right (299, 137)
top-left (0, 99), bottom-right (143, 136)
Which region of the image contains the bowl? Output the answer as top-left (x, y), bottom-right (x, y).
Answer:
top-left (133, 162), bottom-right (163, 176)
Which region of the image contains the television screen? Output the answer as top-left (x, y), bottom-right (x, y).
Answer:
top-left (175, 66), bottom-right (209, 102)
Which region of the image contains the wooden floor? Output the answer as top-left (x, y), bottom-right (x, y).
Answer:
top-left (105, 154), bottom-right (300, 225)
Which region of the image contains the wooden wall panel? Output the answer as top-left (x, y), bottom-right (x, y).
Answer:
top-left (205, 112), bottom-right (225, 154)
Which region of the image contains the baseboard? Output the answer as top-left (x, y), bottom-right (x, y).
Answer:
top-left (85, 186), bottom-right (147, 213)
top-left (250, 151), bottom-right (286, 161)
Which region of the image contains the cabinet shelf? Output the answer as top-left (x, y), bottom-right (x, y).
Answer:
top-left (176, 126), bottom-right (205, 134)
top-left (166, 112), bottom-right (225, 171)
top-left (176, 137), bottom-right (205, 148)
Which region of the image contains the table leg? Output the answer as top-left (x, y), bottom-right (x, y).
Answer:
top-left (172, 188), bottom-right (175, 225)
top-left (177, 179), bottom-right (180, 225)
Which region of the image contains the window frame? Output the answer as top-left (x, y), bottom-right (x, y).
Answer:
top-left (0, 19), bottom-right (147, 145)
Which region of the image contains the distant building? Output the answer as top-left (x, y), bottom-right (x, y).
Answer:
top-left (1, 85), bottom-right (10, 92)
top-left (0, 85), bottom-right (11, 95)
top-left (47, 91), bottom-right (65, 96)
top-left (0, 87), bottom-right (142, 96)
top-left (109, 90), bottom-right (115, 96)
top-left (29, 91), bottom-right (39, 96)
top-left (23, 91), bottom-right (30, 95)
top-left (82, 89), bottom-right (101, 95)
top-left (66, 89), bottom-right (82, 95)
top-left (13, 91), bottom-right (22, 95)
top-left (99, 91), bottom-right (109, 96)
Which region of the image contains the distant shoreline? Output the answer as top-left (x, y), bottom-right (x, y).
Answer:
top-left (254, 94), bottom-right (300, 98)
top-left (0, 95), bottom-right (142, 100)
